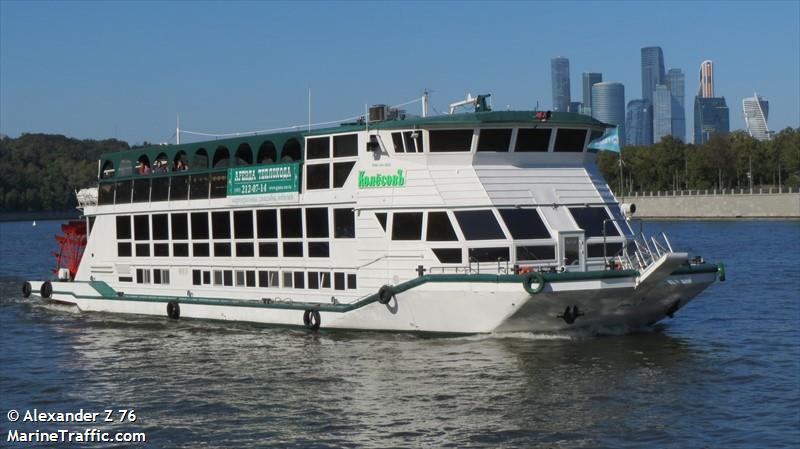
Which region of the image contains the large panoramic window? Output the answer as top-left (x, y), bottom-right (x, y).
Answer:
top-left (257, 209), bottom-right (278, 238)
top-left (498, 209), bottom-right (551, 239)
top-left (333, 208), bottom-right (355, 238)
top-left (454, 210), bottom-right (505, 240)
top-left (280, 209), bottom-right (302, 238)
top-left (429, 130), bottom-right (473, 152)
top-left (468, 247), bottom-right (510, 263)
top-left (554, 129), bottom-right (587, 152)
top-left (305, 208), bottom-right (329, 238)
top-left (426, 212), bottom-right (458, 241)
top-left (568, 207), bottom-right (619, 237)
top-left (306, 137), bottom-right (330, 160)
top-left (392, 212), bottom-right (423, 240)
top-left (516, 245), bottom-right (556, 261)
top-left (333, 134), bottom-right (358, 157)
top-left (515, 128), bottom-right (551, 152)
top-left (477, 129), bottom-right (512, 152)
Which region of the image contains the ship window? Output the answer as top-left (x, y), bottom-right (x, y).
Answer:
top-left (235, 270), bottom-right (245, 287)
top-left (498, 209), bottom-right (550, 239)
top-left (236, 242), bottom-right (254, 257)
top-left (392, 212), bottom-right (423, 240)
top-left (118, 159), bottom-right (133, 177)
top-left (134, 215), bottom-right (150, 240)
top-left (257, 141), bottom-right (276, 164)
top-left (321, 272), bottom-right (331, 288)
top-left (258, 242), bottom-right (278, 257)
top-left (433, 248), bottom-right (462, 264)
top-left (429, 130), bottom-right (472, 152)
top-left (173, 151), bottom-right (188, 170)
top-left (136, 268), bottom-right (151, 284)
top-left (170, 175), bottom-right (189, 201)
top-left (568, 207), bottom-right (619, 237)
top-left (305, 208), bottom-right (329, 238)
top-left (173, 243), bottom-right (189, 257)
top-left (152, 214), bottom-right (168, 240)
top-left (308, 271), bottom-right (320, 289)
top-left (333, 161), bottom-right (356, 188)
top-left (391, 133), bottom-right (404, 153)
top-left (116, 216), bottom-right (131, 239)
top-left (477, 129), bottom-right (512, 152)
top-left (258, 270), bottom-right (279, 287)
top-left (454, 210), bottom-right (505, 240)
top-left (190, 174), bottom-right (209, 200)
top-left (191, 212), bottom-right (209, 239)
top-left (308, 242), bottom-right (329, 258)
top-left (153, 268), bottom-right (163, 284)
top-left (306, 137), bottom-right (330, 159)
top-left (154, 243), bottom-right (169, 257)
top-left (554, 129), bottom-right (587, 152)
top-left (375, 213), bottom-right (387, 231)
top-left (306, 164), bottom-right (330, 190)
top-left (469, 247), bottom-right (510, 263)
top-left (590, 130), bottom-right (604, 142)
top-left (98, 183), bottom-right (114, 205)
top-left (587, 242), bottom-right (624, 258)
top-left (171, 213), bottom-right (188, 239)
top-left (334, 134), bottom-right (358, 157)
top-left (257, 209), bottom-right (278, 238)
top-left (235, 143), bottom-right (253, 165)
top-left (151, 177), bottom-right (170, 202)
top-left (119, 276), bottom-right (133, 283)
top-left (193, 243), bottom-right (209, 257)
top-left (283, 271), bottom-right (293, 288)
top-left (117, 243), bottom-right (132, 257)
top-left (135, 243), bottom-right (150, 257)
top-left (234, 210), bottom-right (254, 239)
top-left (154, 153), bottom-right (170, 173)
top-left (212, 211), bottom-right (231, 239)
top-left (517, 245), bottom-right (556, 261)
top-left (115, 180), bottom-right (132, 204)
top-left (426, 212), bottom-right (458, 241)
top-left (281, 138), bottom-right (301, 162)
top-left (246, 270), bottom-right (256, 287)
top-left (280, 209), bottom-right (302, 238)
top-left (333, 208), bottom-right (355, 238)
top-left (203, 271), bottom-right (211, 284)
top-left (214, 242), bottom-right (231, 257)
top-left (192, 270), bottom-right (201, 285)
top-left (213, 146), bottom-right (230, 168)
top-left (210, 172), bottom-right (227, 198)
top-left (136, 155), bottom-right (151, 175)
top-left (404, 131), bottom-right (424, 152)
top-left (213, 270), bottom-right (223, 285)
top-left (193, 148), bottom-right (209, 169)
top-left (223, 270), bottom-right (233, 286)
top-left (294, 271), bottom-right (305, 289)
top-left (101, 160), bottom-right (115, 179)
top-left (347, 274), bottom-right (357, 289)
top-left (334, 272), bottom-right (345, 290)
top-left (515, 128), bottom-right (551, 152)
top-left (283, 242), bottom-right (303, 257)
top-left (132, 178), bottom-right (150, 203)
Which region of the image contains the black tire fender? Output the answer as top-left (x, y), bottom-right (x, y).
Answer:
top-left (303, 309), bottom-right (321, 330)
top-left (378, 284), bottom-right (394, 305)
top-left (167, 301), bottom-right (180, 320)
top-left (40, 281), bottom-right (53, 299)
top-left (522, 272), bottom-right (545, 294)
top-left (22, 281), bottom-right (32, 298)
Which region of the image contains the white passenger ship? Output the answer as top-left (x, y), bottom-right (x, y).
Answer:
top-left (23, 97), bottom-right (724, 334)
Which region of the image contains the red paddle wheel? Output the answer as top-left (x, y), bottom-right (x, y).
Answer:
top-left (52, 220), bottom-right (87, 281)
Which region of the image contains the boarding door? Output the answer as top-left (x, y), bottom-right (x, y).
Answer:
top-left (559, 231), bottom-right (585, 272)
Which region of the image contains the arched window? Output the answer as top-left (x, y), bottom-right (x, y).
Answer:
top-left (213, 146), bottom-right (230, 168)
top-left (281, 138), bottom-right (301, 162)
top-left (193, 148), bottom-right (208, 169)
top-left (136, 155), bottom-right (151, 175)
top-left (257, 141), bottom-right (276, 164)
top-left (235, 143), bottom-right (253, 166)
top-left (173, 150), bottom-right (189, 171)
top-left (118, 159), bottom-right (133, 177)
top-left (153, 152), bottom-right (170, 173)
top-left (101, 160), bottom-right (115, 178)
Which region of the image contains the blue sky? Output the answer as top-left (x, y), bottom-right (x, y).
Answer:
top-left (1, 0), bottom-right (798, 145)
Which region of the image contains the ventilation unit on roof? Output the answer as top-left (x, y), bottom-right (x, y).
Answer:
top-left (369, 105), bottom-right (388, 122)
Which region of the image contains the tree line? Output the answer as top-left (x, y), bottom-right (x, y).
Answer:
top-left (0, 128), bottom-right (798, 212)
top-left (597, 127), bottom-right (800, 194)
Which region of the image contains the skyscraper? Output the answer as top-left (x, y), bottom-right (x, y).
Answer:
top-left (653, 85), bottom-right (672, 143)
top-left (698, 60), bottom-right (714, 98)
top-left (568, 102), bottom-right (582, 113)
top-left (582, 72), bottom-right (602, 116)
top-left (666, 68), bottom-right (685, 141)
top-left (592, 82), bottom-right (626, 145)
top-left (641, 47), bottom-right (665, 103)
top-left (551, 57), bottom-right (571, 112)
top-left (743, 93), bottom-right (771, 141)
top-left (626, 99), bottom-right (653, 146)
top-left (694, 97), bottom-right (729, 144)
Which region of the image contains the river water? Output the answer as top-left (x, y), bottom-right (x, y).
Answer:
top-left (1, 219), bottom-right (798, 448)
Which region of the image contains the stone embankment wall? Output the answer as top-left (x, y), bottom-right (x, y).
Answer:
top-left (618, 188), bottom-right (800, 218)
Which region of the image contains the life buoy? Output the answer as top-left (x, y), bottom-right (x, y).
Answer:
top-left (166, 301), bottom-right (180, 319)
top-left (378, 285), bottom-right (394, 305)
top-left (22, 281), bottom-right (32, 298)
top-left (303, 309), bottom-right (321, 330)
top-left (519, 266), bottom-right (533, 274)
top-left (522, 272), bottom-right (545, 294)
top-left (40, 281), bottom-right (52, 299)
